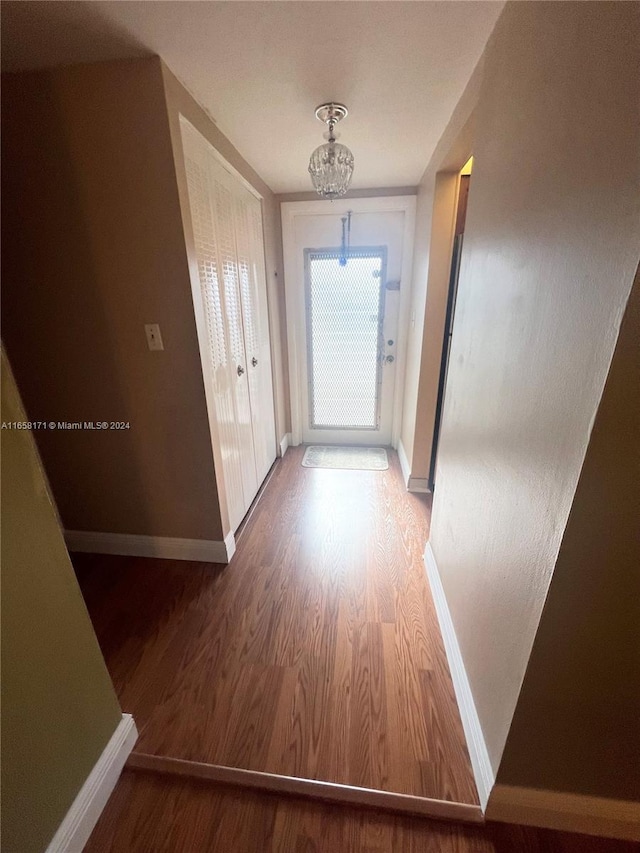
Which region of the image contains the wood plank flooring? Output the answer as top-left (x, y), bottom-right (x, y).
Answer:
top-left (74, 447), bottom-right (477, 803)
top-left (85, 769), bottom-right (638, 853)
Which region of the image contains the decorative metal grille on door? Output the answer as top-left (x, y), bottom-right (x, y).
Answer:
top-left (305, 248), bottom-right (386, 430)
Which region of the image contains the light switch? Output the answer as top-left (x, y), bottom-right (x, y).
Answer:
top-left (145, 323), bottom-right (164, 351)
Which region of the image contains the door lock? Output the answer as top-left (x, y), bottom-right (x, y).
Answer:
top-left (385, 354), bottom-right (395, 364)
top-left (237, 365), bottom-right (245, 376)
top-left (251, 357), bottom-right (258, 367)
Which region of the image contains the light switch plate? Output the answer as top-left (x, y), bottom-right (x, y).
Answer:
top-left (145, 323), bottom-right (164, 351)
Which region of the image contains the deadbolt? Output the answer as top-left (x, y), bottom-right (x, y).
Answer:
top-left (237, 365), bottom-right (245, 376)
top-left (387, 339), bottom-right (394, 346)
top-left (251, 357), bottom-right (258, 367)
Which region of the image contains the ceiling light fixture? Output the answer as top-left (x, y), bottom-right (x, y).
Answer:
top-left (308, 103), bottom-right (354, 200)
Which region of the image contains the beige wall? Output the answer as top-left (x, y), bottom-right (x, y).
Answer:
top-left (2, 57), bottom-right (224, 540)
top-left (159, 62), bottom-right (290, 445)
top-left (429, 0), bottom-right (640, 777)
top-left (399, 61), bottom-right (483, 476)
top-left (1, 350), bottom-right (122, 853)
top-left (495, 267), bottom-right (640, 801)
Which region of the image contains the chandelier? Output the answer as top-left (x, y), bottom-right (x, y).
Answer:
top-left (308, 103), bottom-right (354, 200)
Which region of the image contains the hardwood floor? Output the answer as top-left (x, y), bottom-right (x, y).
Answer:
top-left (75, 447), bottom-right (477, 803)
top-left (85, 769), bottom-right (638, 853)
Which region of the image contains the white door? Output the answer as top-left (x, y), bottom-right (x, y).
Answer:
top-left (183, 144), bottom-right (247, 530)
top-left (289, 209), bottom-right (406, 446)
top-left (210, 167), bottom-right (258, 509)
top-left (181, 119), bottom-right (275, 531)
top-left (233, 187), bottom-right (277, 486)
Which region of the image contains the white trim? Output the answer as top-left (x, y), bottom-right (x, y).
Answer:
top-left (223, 530), bottom-right (236, 562)
top-left (278, 432), bottom-right (291, 457)
top-left (128, 752), bottom-right (484, 824)
top-left (486, 784), bottom-right (640, 842)
top-left (281, 196), bottom-right (416, 448)
top-left (397, 438), bottom-right (411, 487)
top-left (397, 440), bottom-right (431, 493)
top-left (65, 531), bottom-right (236, 564)
top-left (424, 542), bottom-right (494, 809)
top-left (390, 198), bottom-right (416, 449)
top-left (45, 714), bottom-right (137, 853)
top-left (408, 476), bottom-right (431, 494)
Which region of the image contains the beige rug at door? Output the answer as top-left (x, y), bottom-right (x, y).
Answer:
top-left (301, 445), bottom-right (389, 471)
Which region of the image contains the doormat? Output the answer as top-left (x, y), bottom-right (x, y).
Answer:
top-left (302, 445), bottom-right (389, 471)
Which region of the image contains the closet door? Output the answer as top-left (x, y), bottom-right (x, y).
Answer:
top-left (180, 118), bottom-right (275, 531)
top-left (208, 164), bottom-right (259, 508)
top-left (233, 188), bottom-right (276, 485)
top-left (183, 146), bottom-right (246, 531)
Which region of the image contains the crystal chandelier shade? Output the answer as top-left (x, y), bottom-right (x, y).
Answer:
top-left (308, 103), bottom-right (354, 199)
top-left (309, 141), bottom-right (354, 199)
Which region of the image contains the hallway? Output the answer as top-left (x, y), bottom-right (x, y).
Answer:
top-left (75, 447), bottom-right (477, 804)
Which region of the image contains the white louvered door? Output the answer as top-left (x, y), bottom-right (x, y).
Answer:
top-left (181, 119), bottom-right (275, 531)
top-left (184, 150), bottom-right (246, 530)
top-left (209, 167), bottom-right (259, 509)
top-left (233, 188), bottom-right (276, 486)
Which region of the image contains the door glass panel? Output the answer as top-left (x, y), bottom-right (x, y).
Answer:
top-left (305, 248), bottom-right (385, 430)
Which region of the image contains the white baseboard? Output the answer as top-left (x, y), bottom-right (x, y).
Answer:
top-left (397, 439), bottom-right (411, 487)
top-left (397, 440), bottom-right (431, 493)
top-left (45, 713), bottom-right (137, 853)
top-left (424, 542), bottom-right (494, 810)
top-left (279, 432), bottom-right (291, 457)
top-left (408, 476), bottom-right (431, 494)
top-left (223, 530), bottom-right (236, 562)
top-left (486, 784), bottom-right (640, 842)
top-left (65, 530), bottom-right (236, 564)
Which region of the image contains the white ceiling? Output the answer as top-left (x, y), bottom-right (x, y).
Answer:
top-left (1, 1), bottom-right (503, 193)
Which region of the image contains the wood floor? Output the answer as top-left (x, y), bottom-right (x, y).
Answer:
top-left (75, 447), bottom-right (477, 803)
top-left (85, 770), bottom-right (638, 853)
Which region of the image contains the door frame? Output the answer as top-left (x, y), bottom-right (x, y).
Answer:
top-left (281, 196), bottom-right (416, 448)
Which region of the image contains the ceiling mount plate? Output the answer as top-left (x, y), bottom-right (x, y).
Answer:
top-left (315, 103), bottom-right (349, 125)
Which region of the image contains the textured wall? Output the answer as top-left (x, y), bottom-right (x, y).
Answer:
top-left (1, 350), bottom-right (122, 853)
top-left (429, 0), bottom-right (640, 774)
top-left (496, 268), bottom-right (640, 800)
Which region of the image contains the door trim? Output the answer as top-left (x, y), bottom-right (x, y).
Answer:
top-left (281, 196), bottom-right (417, 448)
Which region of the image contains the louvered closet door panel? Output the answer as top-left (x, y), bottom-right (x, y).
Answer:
top-left (208, 166), bottom-right (259, 511)
top-left (183, 143), bottom-right (246, 531)
top-left (233, 189), bottom-right (276, 485)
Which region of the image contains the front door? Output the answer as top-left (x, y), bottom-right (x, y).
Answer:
top-left (283, 202), bottom-right (413, 448)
